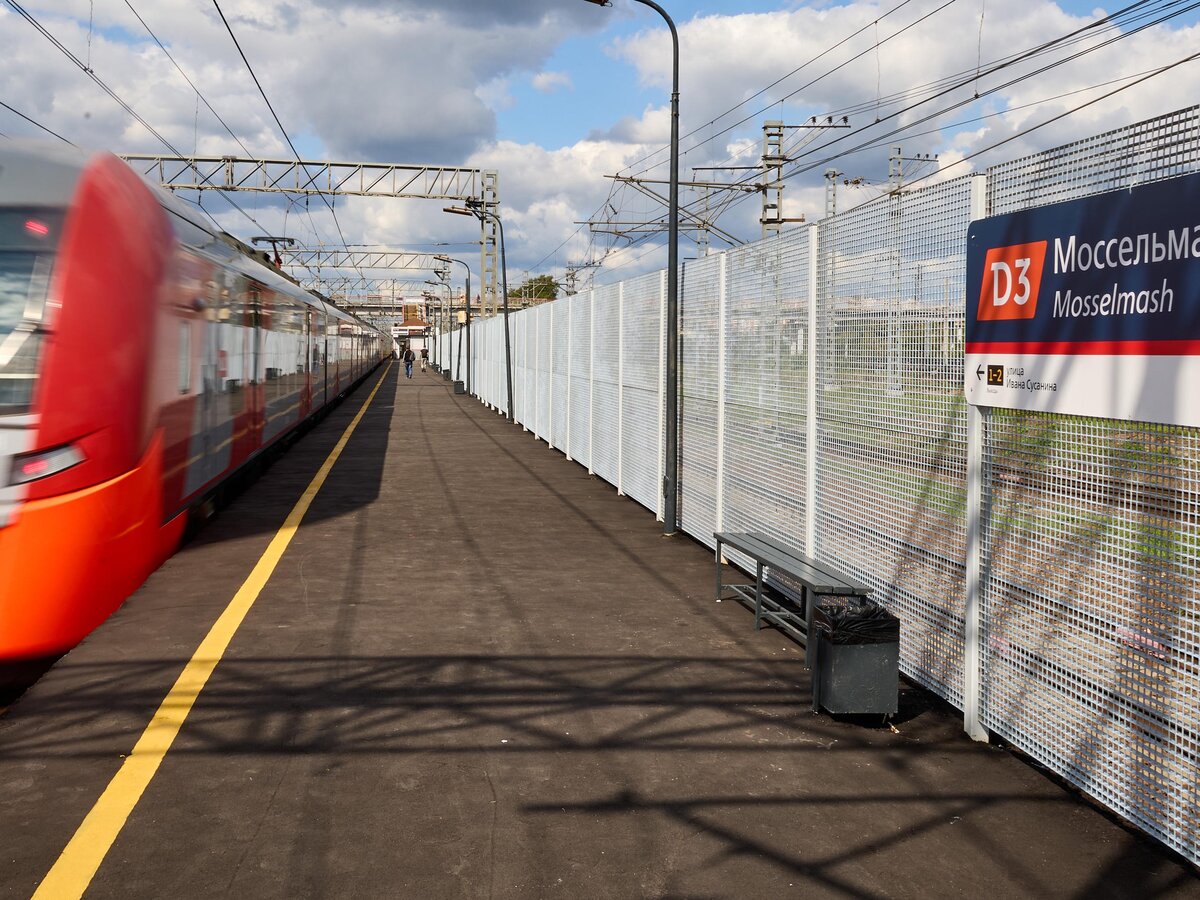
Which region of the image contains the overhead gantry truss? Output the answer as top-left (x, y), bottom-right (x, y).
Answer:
top-left (287, 248), bottom-right (463, 323)
top-left (120, 154), bottom-right (501, 315)
top-left (303, 277), bottom-right (433, 295)
top-left (120, 155), bottom-right (487, 200)
top-left (306, 278), bottom-right (441, 320)
top-left (282, 250), bottom-right (448, 271)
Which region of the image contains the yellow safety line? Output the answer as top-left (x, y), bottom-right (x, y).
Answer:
top-left (33, 362), bottom-right (393, 900)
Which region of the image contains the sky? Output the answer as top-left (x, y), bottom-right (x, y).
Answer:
top-left (3, 0), bottom-right (1200, 298)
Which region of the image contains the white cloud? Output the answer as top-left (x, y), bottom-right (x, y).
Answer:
top-left (532, 71), bottom-right (573, 94)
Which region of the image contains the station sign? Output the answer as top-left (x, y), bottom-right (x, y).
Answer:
top-left (965, 172), bottom-right (1200, 427)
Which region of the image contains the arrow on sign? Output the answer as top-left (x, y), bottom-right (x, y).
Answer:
top-left (976, 365), bottom-right (984, 381)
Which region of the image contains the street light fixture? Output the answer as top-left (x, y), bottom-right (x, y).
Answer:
top-left (444, 203), bottom-right (514, 422)
top-left (581, 0), bottom-right (680, 536)
top-left (421, 291), bottom-right (438, 369)
top-left (435, 255), bottom-right (474, 394)
top-left (425, 276), bottom-right (458, 382)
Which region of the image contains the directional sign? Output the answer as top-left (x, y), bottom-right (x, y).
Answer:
top-left (965, 172), bottom-right (1200, 427)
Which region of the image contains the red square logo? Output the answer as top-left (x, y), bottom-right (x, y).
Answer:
top-left (977, 241), bottom-right (1047, 321)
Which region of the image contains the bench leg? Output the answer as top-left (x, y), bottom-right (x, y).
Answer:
top-left (754, 563), bottom-right (764, 630)
top-left (811, 635), bottom-right (821, 713)
top-left (715, 540), bottom-right (722, 602)
top-left (804, 586), bottom-right (816, 667)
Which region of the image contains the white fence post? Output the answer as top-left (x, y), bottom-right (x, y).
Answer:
top-left (715, 252), bottom-right (728, 535)
top-left (588, 290), bottom-right (596, 475)
top-left (964, 173), bottom-right (989, 742)
top-left (535, 308), bottom-right (541, 438)
top-left (657, 270), bottom-right (667, 522)
top-left (806, 224), bottom-right (819, 557)
top-left (618, 282), bottom-right (625, 495)
top-left (565, 297), bottom-right (573, 461)
top-left (521, 313), bottom-right (528, 432)
top-left (548, 304), bottom-right (555, 450)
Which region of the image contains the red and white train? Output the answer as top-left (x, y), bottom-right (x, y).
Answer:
top-left (0, 141), bottom-right (391, 659)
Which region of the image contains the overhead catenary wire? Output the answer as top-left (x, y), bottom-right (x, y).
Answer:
top-left (5, 0), bottom-right (187, 158)
top-left (585, 0), bottom-right (1009, 266)
top-left (536, 0), bottom-right (929, 275)
top-left (536, 0), bottom-right (940, 277)
top-left (545, 0), bottom-right (1193, 280)
top-left (903, 47), bottom-right (1200, 190)
top-left (620, 0), bottom-right (1185, 191)
top-left (616, 0), bottom-right (930, 180)
top-left (122, 0), bottom-right (254, 159)
top-left (666, 0), bottom-right (1200, 231)
top-left (779, 0), bottom-right (1193, 139)
top-left (0, 100), bottom-right (75, 146)
top-left (770, 0), bottom-right (1200, 183)
top-left (3, 0), bottom-right (283, 241)
top-left (825, 67), bottom-right (1165, 155)
top-left (736, 0), bottom-right (1184, 183)
top-left (117, 0), bottom-right (327, 275)
top-left (592, 42), bottom-right (1200, 287)
top-left (211, 0), bottom-right (366, 288)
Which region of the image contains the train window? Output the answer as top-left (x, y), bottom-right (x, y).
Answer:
top-left (0, 208), bottom-right (65, 414)
top-left (165, 210), bottom-right (215, 252)
top-left (178, 322), bottom-right (191, 395)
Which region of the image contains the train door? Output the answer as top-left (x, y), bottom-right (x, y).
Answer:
top-left (208, 268), bottom-right (235, 480)
top-left (302, 307), bottom-right (313, 417)
top-left (324, 312), bottom-right (333, 408)
top-left (315, 310), bottom-right (326, 405)
top-left (249, 282), bottom-right (264, 449)
top-left (200, 274), bottom-right (218, 484)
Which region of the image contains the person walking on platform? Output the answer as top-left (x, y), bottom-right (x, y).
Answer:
top-left (420, 347), bottom-right (428, 372)
top-left (403, 346), bottom-right (415, 379)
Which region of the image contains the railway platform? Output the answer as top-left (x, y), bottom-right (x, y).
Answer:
top-left (0, 362), bottom-right (1196, 899)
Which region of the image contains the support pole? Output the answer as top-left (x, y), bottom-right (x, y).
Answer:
top-left (964, 173), bottom-right (989, 742)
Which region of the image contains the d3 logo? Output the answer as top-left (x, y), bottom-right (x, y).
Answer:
top-left (977, 240), bottom-right (1047, 321)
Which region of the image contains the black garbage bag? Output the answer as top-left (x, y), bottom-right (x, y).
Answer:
top-left (813, 596), bottom-right (899, 645)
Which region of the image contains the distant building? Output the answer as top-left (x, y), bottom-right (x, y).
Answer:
top-left (391, 301), bottom-right (429, 349)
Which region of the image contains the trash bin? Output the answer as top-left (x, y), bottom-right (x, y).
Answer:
top-left (810, 596), bottom-right (899, 716)
top-left (453, 380), bottom-right (466, 395)
top-left (443, 370), bottom-right (452, 381)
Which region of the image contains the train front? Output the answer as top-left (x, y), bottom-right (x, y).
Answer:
top-left (0, 142), bottom-right (175, 659)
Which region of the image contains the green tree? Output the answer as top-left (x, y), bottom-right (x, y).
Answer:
top-left (513, 274), bottom-right (558, 302)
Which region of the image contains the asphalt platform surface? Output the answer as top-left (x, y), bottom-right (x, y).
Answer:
top-left (0, 362), bottom-right (1197, 899)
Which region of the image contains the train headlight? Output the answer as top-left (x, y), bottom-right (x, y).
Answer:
top-left (9, 444), bottom-right (85, 485)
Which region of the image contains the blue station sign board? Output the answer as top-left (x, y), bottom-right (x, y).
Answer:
top-left (965, 172), bottom-right (1200, 426)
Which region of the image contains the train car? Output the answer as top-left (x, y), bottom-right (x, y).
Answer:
top-left (0, 141), bottom-right (389, 659)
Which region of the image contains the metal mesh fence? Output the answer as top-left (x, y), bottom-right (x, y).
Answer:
top-left (679, 255), bottom-right (722, 546)
top-left (552, 299), bottom-right (570, 450)
top-left (454, 104), bottom-right (1200, 865)
top-left (816, 177), bottom-right (974, 705)
top-left (516, 309), bottom-right (530, 424)
top-left (592, 283), bottom-right (622, 485)
top-left (535, 303), bottom-right (552, 443)
top-left (988, 107), bottom-right (1200, 214)
top-left (979, 105), bottom-right (1200, 863)
top-left (721, 231), bottom-right (811, 551)
top-left (621, 272), bottom-right (663, 515)
top-left (569, 294), bottom-right (592, 467)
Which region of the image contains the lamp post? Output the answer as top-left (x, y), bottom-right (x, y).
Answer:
top-left (582, 0), bottom-right (680, 535)
top-left (444, 203), bottom-right (514, 422)
top-left (435, 255), bottom-right (473, 394)
top-left (422, 291), bottom-right (440, 370)
top-left (425, 275), bottom-right (453, 379)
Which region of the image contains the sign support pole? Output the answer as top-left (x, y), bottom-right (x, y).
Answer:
top-left (964, 173), bottom-right (990, 742)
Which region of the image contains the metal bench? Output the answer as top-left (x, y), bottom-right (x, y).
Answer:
top-left (714, 531), bottom-right (873, 666)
